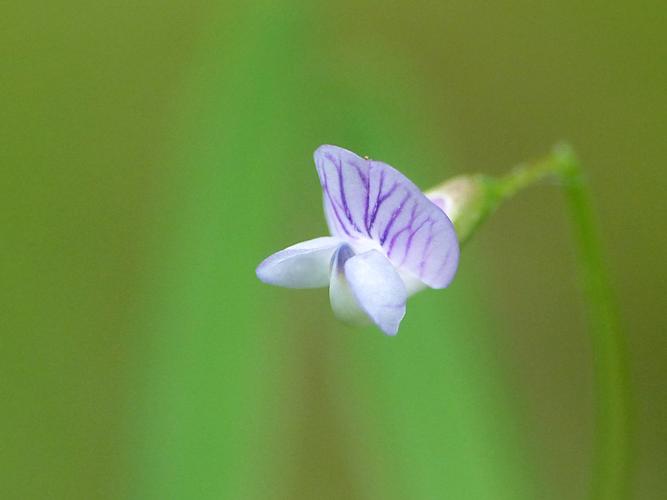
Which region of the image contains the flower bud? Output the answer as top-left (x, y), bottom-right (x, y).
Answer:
top-left (425, 175), bottom-right (499, 245)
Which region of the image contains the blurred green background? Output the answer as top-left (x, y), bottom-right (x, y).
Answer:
top-left (2, 1), bottom-right (665, 499)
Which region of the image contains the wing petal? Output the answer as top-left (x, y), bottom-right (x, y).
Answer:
top-left (343, 250), bottom-right (407, 335)
top-left (256, 236), bottom-right (342, 288)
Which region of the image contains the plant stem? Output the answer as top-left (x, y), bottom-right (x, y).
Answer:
top-left (491, 145), bottom-right (631, 500)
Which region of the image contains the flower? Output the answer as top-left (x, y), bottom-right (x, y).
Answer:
top-left (256, 145), bottom-right (460, 335)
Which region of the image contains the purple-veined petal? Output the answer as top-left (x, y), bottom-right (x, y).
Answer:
top-left (314, 145), bottom-right (459, 289)
top-left (256, 236), bottom-right (342, 288)
top-left (344, 250), bottom-right (407, 336)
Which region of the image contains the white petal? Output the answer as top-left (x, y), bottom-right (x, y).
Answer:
top-left (398, 268), bottom-right (428, 297)
top-left (329, 245), bottom-right (372, 327)
top-left (345, 250), bottom-right (407, 335)
top-left (256, 237), bottom-right (342, 288)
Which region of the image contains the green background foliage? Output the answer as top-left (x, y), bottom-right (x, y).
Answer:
top-left (2, 1), bottom-right (665, 499)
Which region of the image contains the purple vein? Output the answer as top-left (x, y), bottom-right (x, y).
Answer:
top-left (320, 167), bottom-right (352, 237)
top-left (332, 154), bottom-right (361, 233)
top-left (367, 170), bottom-right (385, 233)
top-left (387, 203), bottom-right (419, 257)
top-left (380, 191), bottom-right (411, 245)
top-left (418, 220), bottom-right (437, 277)
top-left (369, 176), bottom-right (399, 234)
top-left (400, 216), bottom-right (432, 266)
top-left (354, 162), bottom-right (372, 237)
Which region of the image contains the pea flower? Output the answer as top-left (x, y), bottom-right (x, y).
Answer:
top-left (256, 145), bottom-right (459, 335)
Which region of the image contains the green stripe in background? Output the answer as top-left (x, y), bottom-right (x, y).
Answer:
top-left (132, 2), bottom-right (534, 499)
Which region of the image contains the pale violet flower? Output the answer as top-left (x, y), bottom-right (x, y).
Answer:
top-left (256, 145), bottom-right (459, 335)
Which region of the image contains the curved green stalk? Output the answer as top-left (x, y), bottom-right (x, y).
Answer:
top-left (461, 145), bottom-right (631, 500)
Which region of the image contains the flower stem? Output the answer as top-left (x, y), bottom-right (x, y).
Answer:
top-left (489, 145), bottom-right (631, 500)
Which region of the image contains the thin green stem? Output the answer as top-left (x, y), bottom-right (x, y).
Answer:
top-left (489, 145), bottom-right (631, 500)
